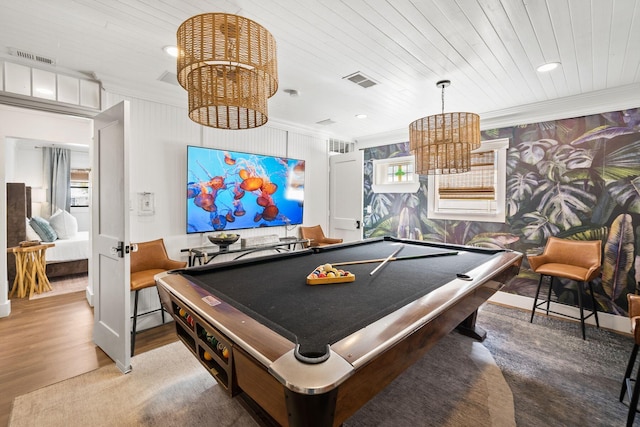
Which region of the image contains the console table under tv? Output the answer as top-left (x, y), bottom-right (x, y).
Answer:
top-left (181, 237), bottom-right (309, 267)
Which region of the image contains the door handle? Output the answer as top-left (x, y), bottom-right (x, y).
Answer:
top-left (111, 242), bottom-right (133, 258)
top-left (355, 220), bottom-right (361, 229)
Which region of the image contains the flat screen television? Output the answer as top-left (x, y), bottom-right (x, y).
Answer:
top-left (186, 145), bottom-right (305, 233)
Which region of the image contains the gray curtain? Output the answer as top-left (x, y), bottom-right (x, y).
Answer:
top-left (43, 147), bottom-right (71, 217)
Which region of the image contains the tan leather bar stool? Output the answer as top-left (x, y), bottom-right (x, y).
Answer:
top-left (299, 225), bottom-right (343, 248)
top-left (621, 294), bottom-right (640, 426)
top-left (130, 238), bottom-right (186, 356)
top-left (528, 237), bottom-right (601, 340)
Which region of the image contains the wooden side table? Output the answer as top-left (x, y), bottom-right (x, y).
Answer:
top-left (7, 243), bottom-right (55, 298)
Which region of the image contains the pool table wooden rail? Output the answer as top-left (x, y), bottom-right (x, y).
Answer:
top-left (158, 272), bottom-right (300, 425)
top-left (330, 249), bottom-right (522, 366)
top-left (158, 272), bottom-right (295, 367)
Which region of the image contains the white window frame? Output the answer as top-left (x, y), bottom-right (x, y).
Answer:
top-left (372, 155), bottom-right (420, 193)
top-left (427, 138), bottom-right (509, 223)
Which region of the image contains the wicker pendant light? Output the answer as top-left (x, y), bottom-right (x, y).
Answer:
top-left (409, 80), bottom-right (480, 174)
top-left (187, 64), bottom-right (268, 129)
top-left (177, 13), bottom-right (278, 129)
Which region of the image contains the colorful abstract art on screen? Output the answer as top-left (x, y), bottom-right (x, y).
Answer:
top-left (187, 146), bottom-right (305, 233)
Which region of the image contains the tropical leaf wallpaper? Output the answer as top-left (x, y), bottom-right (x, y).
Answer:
top-left (363, 108), bottom-right (640, 316)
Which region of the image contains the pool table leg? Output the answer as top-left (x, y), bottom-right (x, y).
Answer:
top-left (285, 387), bottom-right (339, 427)
top-left (455, 309), bottom-right (487, 342)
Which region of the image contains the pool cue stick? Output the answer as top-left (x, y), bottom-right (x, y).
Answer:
top-left (331, 251), bottom-right (458, 267)
top-left (369, 245), bottom-right (404, 276)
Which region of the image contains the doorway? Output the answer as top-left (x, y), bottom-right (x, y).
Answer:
top-left (0, 104), bottom-right (93, 315)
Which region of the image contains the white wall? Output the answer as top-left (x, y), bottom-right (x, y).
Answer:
top-left (7, 140), bottom-right (43, 185)
top-left (103, 93), bottom-right (330, 263)
top-left (4, 138), bottom-right (17, 182)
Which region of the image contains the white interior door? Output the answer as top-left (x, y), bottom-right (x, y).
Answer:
top-left (329, 150), bottom-right (363, 242)
top-left (92, 101), bottom-right (131, 373)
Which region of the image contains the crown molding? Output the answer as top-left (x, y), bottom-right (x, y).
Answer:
top-left (104, 85), bottom-right (352, 142)
top-left (480, 83), bottom-right (640, 129)
top-left (356, 84), bottom-right (640, 149)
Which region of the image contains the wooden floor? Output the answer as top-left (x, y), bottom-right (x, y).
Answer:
top-left (0, 290), bottom-right (177, 427)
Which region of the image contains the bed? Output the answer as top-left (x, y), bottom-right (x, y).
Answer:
top-left (7, 182), bottom-right (89, 282)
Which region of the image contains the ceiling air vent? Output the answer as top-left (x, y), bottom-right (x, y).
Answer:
top-left (343, 71), bottom-right (377, 88)
top-left (9, 47), bottom-right (56, 65)
top-left (316, 118), bottom-right (336, 126)
top-left (158, 71), bottom-right (179, 86)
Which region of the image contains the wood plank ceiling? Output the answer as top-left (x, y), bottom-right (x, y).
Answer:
top-left (0, 0), bottom-right (638, 139)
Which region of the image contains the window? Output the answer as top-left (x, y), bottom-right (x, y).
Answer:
top-left (372, 155), bottom-right (420, 193)
top-left (70, 169), bottom-right (90, 207)
top-left (329, 138), bottom-right (355, 154)
top-left (386, 161), bottom-right (415, 183)
top-left (427, 138), bottom-right (509, 222)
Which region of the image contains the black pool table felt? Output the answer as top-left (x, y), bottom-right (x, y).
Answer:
top-left (177, 239), bottom-right (503, 357)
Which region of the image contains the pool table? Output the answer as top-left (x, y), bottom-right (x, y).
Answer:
top-left (156, 237), bottom-right (522, 427)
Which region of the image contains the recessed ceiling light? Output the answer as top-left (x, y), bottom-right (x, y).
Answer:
top-left (163, 45), bottom-right (178, 57)
top-left (537, 62), bottom-right (560, 73)
top-left (355, 114), bottom-right (367, 119)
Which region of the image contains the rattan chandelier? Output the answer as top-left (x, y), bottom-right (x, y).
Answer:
top-left (177, 13), bottom-right (278, 129)
top-left (409, 80), bottom-right (480, 174)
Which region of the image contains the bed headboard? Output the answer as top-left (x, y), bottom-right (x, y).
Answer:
top-left (7, 182), bottom-right (31, 283)
top-left (6, 182), bottom-right (30, 248)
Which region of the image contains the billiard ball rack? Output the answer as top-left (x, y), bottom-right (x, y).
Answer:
top-left (169, 298), bottom-right (235, 394)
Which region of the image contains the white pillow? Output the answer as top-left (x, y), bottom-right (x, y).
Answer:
top-left (25, 217), bottom-right (41, 241)
top-left (49, 210), bottom-right (78, 239)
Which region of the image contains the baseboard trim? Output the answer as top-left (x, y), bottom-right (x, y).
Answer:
top-left (85, 286), bottom-right (94, 307)
top-left (488, 291), bottom-right (631, 335)
top-left (0, 299), bottom-right (11, 318)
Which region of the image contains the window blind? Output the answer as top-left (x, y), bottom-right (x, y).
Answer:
top-left (438, 151), bottom-right (495, 200)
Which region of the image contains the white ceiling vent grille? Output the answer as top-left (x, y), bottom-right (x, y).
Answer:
top-left (316, 118), bottom-right (336, 126)
top-left (9, 47), bottom-right (56, 65)
top-left (158, 70), bottom-right (179, 86)
top-left (343, 71), bottom-right (377, 88)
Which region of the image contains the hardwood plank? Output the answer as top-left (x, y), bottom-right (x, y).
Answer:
top-left (0, 290), bottom-right (177, 427)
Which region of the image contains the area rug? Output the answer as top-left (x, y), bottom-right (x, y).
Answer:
top-left (344, 331), bottom-right (515, 427)
top-left (480, 303), bottom-right (631, 426)
top-left (9, 330), bottom-right (514, 427)
top-left (29, 274), bottom-right (87, 300)
top-left (9, 341), bottom-right (256, 427)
